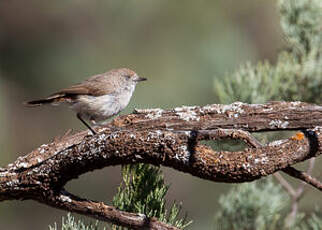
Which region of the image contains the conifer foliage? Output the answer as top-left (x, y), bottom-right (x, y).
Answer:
top-left (112, 164), bottom-right (192, 229)
top-left (214, 0), bottom-right (322, 104)
top-left (213, 0), bottom-right (322, 229)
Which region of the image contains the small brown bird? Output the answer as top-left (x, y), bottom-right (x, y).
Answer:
top-left (25, 68), bottom-right (147, 134)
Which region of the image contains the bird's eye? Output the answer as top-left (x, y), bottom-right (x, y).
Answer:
top-left (125, 75), bottom-right (131, 80)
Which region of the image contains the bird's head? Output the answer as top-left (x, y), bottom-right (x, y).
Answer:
top-left (115, 68), bottom-right (147, 85)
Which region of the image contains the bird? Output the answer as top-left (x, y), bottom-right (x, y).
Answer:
top-left (25, 68), bottom-right (147, 135)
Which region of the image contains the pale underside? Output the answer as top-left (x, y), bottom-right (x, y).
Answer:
top-left (52, 84), bottom-right (136, 124)
top-left (71, 95), bottom-right (122, 123)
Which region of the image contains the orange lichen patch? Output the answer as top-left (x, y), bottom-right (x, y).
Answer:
top-left (291, 132), bottom-right (304, 141)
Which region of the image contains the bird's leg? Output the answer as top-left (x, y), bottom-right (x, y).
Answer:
top-left (76, 113), bottom-right (97, 135)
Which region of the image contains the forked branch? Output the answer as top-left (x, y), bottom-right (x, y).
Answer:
top-left (0, 101), bottom-right (321, 229)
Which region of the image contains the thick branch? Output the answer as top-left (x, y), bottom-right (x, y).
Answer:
top-left (45, 190), bottom-right (179, 230)
top-left (2, 128), bottom-right (321, 189)
top-left (0, 102), bottom-right (321, 228)
top-left (112, 101), bottom-right (322, 132)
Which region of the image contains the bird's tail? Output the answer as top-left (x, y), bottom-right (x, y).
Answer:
top-left (24, 94), bottom-right (65, 107)
top-left (23, 98), bottom-right (56, 107)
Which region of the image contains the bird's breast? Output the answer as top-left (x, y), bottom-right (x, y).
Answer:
top-left (116, 88), bottom-right (134, 110)
top-left (71, 86), bottom-right (134, 122)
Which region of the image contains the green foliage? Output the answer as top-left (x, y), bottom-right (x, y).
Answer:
top-left (214, 0), bottom-right (322, 105)
top-left (213, 0), bottom-right (322, 229)
top-left (49, 165), bottom-right (191, 230)
top-left (213, 179), bottom-right (322, 230)
top-left (48, 213), bottom-right (106, 230)
top-left (294, 211), bottom-right (322, 230)
top-left (213, 179), bottom-right (287, 230)
top-left (214, 49), bottom-right (321, 104)
top-left (112, 164), bottom-right (192, 229)
top-left (279, 0), bottom-right (322, 55)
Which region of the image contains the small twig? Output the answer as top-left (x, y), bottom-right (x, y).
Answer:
top-left (295, 158), bottom-right (316, 198)
top-left (273, 172), bottom-right (296, 197)
top-left (282, 167), bottom-right (322, 191)
top-left (256, 130), bottom-right (319, 228)
top-left (283, 158), bottom-right (318, 228)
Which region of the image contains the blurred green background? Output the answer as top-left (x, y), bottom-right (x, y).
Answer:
top-left (2, 0), bottom-right (319, 229)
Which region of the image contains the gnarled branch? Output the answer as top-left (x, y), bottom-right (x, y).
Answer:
top-left (0, 101), bottom-right (321, 229)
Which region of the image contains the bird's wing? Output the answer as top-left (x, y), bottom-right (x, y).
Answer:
top-left (52, 73), bottom-right (116, 97)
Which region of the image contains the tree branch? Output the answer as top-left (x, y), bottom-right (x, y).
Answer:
top-left (45, 189), bottom-right (179, 230)
top-left (283, 166), bottom-right (322, 191)
top-left (0, 101), bottom-right (321, 229)
top-left (114, 101), bottom-right (322, 132)
top-left (274, 172), bottom-right (296, 197)
top-left (276, 158), bottom-right (318, 227)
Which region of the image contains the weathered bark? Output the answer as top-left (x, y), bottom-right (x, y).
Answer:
top-left (0, 101), bottom-right (321, 229)
top-left (113, 101), bottom-right (322, 131)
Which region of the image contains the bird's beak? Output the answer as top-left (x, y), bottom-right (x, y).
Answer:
top-left (135, 76), bottom-right (147, 82)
